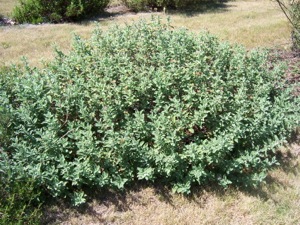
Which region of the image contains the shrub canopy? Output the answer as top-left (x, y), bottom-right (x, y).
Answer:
top-left (121, 0), bottom-right (224, 12)
top-left (12, 0), bottom-right (109, 24)
top-left (0, 18), bottom-right (299, 204)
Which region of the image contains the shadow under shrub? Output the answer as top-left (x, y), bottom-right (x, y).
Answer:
top-left (12, 0), bottom-right (109, 24)
top-left (0, 18), bottom-right (299, 204)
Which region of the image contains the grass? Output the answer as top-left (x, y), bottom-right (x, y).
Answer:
top-left (0, 0), bottom-right (17, 17)
top-left (169, 0), bottom-right (291, 48)
top-left (0, 0), bottom-right (292, 67)
top-left (1, 0), bottom-right (300, 224)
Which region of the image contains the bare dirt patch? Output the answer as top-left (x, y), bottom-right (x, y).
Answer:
top-left (278, 50), bottom-right (300, 95)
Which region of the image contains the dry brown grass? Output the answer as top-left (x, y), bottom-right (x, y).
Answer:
top-left (169, 0), bottom-right (291, 49)
top-left (0, 24), bottom-right (94, 67)
top-left (44, 142), bottom-right (300, 225)
top-left (0, 0), bottom-right (292, 67)
top-left (0, 0), bottom-right (17, 17)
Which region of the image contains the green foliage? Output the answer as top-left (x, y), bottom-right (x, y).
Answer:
top-left (121, 0), bottom-right (149, 11)
top-left (12, 0), bottom-right (109, 24)
top-left (0, 18), bottom-right (299, 202)
top-left (122, 0), bottom-right (204, 11)
top-left (0, 154), bottom-right (42, 225)
top-left (0, 104), bottom-right (10, 147)
top-left (0, 66), bottom-right (16, 148)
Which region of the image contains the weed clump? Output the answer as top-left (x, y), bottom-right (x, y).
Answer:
top-left (0, 18), bottom-right (299, 204)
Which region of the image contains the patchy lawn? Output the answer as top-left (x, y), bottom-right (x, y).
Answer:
top-left (0, 0), bottom-right (291, 67)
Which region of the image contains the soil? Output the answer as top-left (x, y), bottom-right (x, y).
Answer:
top-left (278, 50), bottom-right (300, 95)
top-left (278, 50), bottom-right (300, 76)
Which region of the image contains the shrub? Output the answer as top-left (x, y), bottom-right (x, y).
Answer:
top-left (0, 108), bottom-right (10, 150)
top-left (121, 0), bottom-right (149, 11)
top-left (122, 0), bottom-right (222, 11)
top-left (0, 66), bottom-right (15, 149)
top-left (0, 154), bottom-right (42, 225)
top-left (0, 18), bottom-right (299, 203)
top-left (12, 0), bottom-right (109, 24)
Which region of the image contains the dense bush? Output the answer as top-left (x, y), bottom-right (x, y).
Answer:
top-left (0, 18), bottom-right (299, 204)
top-left (0, 155), bottom-right (42, 224)
top-left (121, 0), bottom-right (149, 11)
top-left (122, 0), bottom-right (205, 11)
top-left (1, 67), bottom-right (42, 224)
top-left (12, 0), bottom-right (109, 24)
top-left (0, 67), bottom-right (14, 148)
top-left (0, 105), bottom-right (10, 148)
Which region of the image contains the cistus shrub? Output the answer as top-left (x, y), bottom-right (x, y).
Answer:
top-left (0, 18), bottom-right (299, 204)
top-left (12, 0), bottom-right (109, 24)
